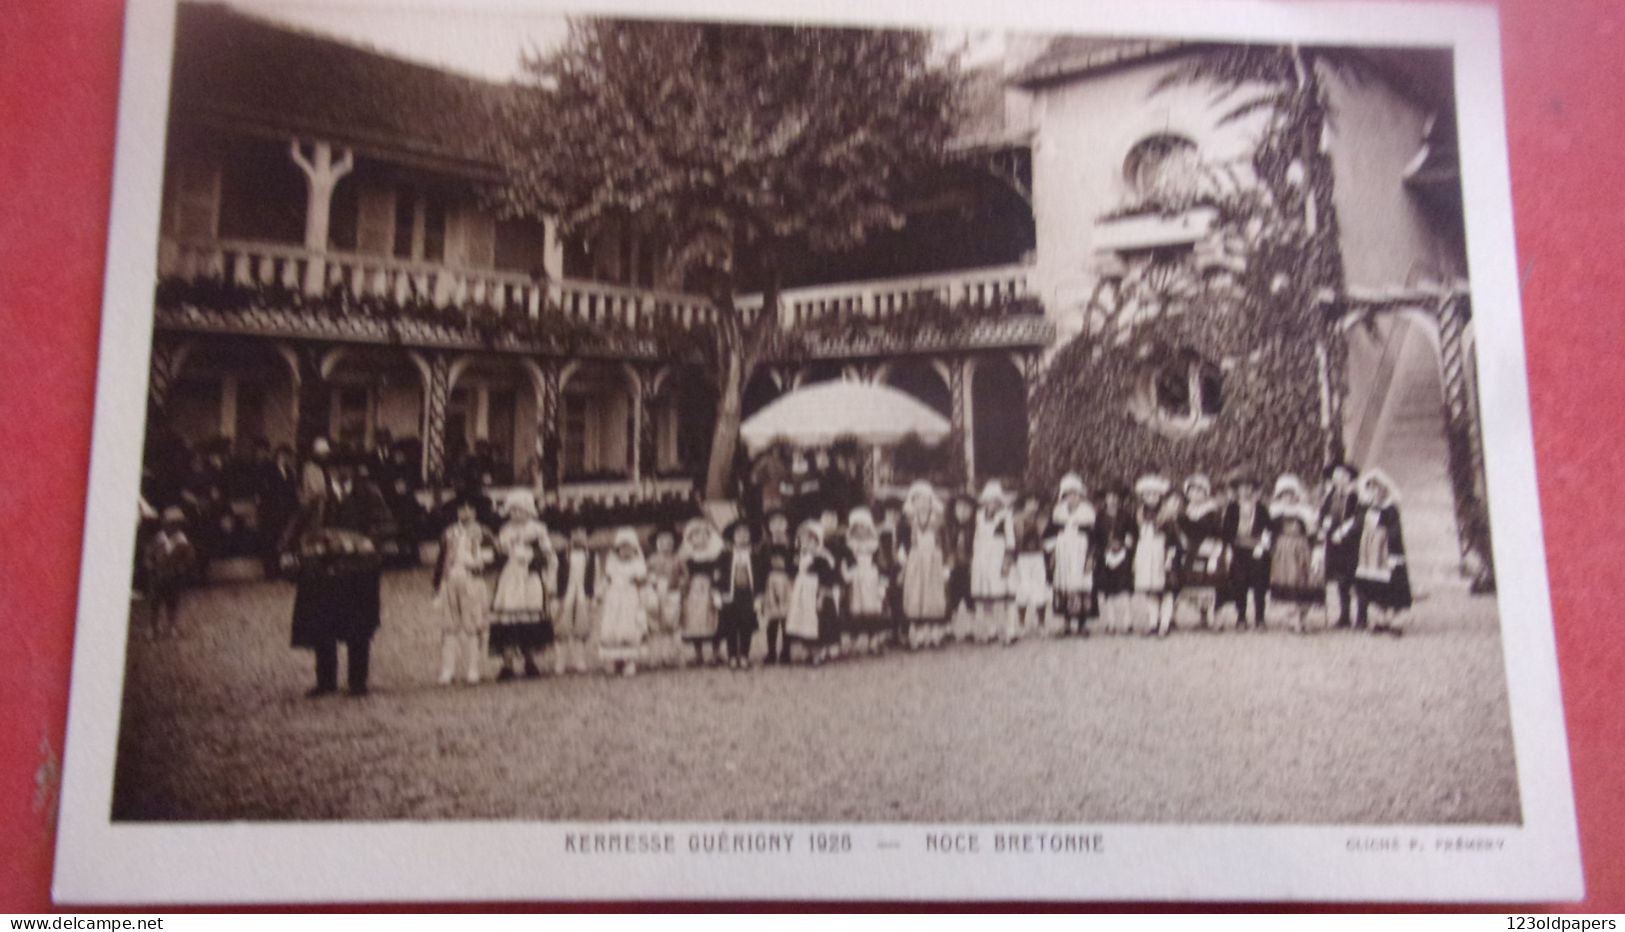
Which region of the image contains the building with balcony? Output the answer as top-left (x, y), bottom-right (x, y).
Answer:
top-left (145, 5), bottom-right (1488, 582)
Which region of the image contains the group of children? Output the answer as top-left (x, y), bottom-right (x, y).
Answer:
top-left (427, 459), bottom-right (1415, 683)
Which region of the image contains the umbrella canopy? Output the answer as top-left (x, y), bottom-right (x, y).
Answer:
top-left (740, 381), bottom-right (951, 453)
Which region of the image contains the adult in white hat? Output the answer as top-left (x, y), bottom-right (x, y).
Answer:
top-left (1353, 468), bottom-right (1411, 635)
top-left (970, 481), bottom-right (1016, 644)
top-left (489, 489), bottom-right (555, 680)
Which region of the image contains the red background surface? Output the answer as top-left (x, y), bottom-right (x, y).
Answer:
top-left (2, 0), bottom-right (1622, 913)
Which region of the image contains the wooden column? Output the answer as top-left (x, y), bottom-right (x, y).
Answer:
top-left (290, 139), bottom-right (354, 296)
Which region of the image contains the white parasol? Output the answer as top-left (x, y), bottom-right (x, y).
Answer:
top-left (739, 380), bottom-right (951, 453)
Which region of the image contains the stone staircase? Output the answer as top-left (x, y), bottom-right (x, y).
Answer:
top-left (1363, 326), bottom-right (1467, 597)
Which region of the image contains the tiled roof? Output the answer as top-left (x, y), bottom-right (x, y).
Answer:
top-left (1010, 36), bottom-right (1187, 87)
top-left (170, 2), bottom-right (512, 174)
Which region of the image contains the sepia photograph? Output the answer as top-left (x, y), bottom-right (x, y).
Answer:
top-left (50, 0), bottom-right (1581, 903)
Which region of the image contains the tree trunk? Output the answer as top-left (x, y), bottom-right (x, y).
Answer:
top-left (700, 263), bottom-right (780, 502)
top-left (704, 347), bottom-right (745, 501)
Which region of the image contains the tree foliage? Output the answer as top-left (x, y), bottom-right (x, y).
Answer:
top-left (490, 18), bottom-right (963, 497)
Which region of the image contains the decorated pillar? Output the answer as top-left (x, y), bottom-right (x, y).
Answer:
top-left (422, 352), bottom-right (451, 484)
top-left (534, 360), bottom-right (562, 495)
top-left (146, 336), bottom-right (189, 420)
top-left (289, 139), bottom-right (354, 296)
top-left (947, 356), bottom-right (971, 492)
top-left (636, 365), bottom-right (661, 486)
top-left (1014, 350), bottom-right (1046, 488)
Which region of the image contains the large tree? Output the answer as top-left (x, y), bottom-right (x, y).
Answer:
top-left (492, 19), bottom-right (963, 498)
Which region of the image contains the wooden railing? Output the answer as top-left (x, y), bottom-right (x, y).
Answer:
top-left (157, 236), bottom-right (718, 330)
top-left (157, 238), bottom-right (1029, 334)
top-left (736, 263), bottom-right (1032, 328)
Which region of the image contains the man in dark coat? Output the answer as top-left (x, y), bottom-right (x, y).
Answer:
top-left (288, 462), bottom-right (385, 698)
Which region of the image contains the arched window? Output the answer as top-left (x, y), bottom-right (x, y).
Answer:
top-left (1123, 134), bottom-right (1202, 200)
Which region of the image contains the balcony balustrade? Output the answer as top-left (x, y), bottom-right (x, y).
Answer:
top-left (157, 236), bottom-right (718, 331)
top-left (155, 237), bottom-right (1049, 356)
top-left (737, 262), bottom-right (1032, 328)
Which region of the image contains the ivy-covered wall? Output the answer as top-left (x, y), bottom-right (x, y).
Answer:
top-left (1029, 299), bottom-right (1327, 494)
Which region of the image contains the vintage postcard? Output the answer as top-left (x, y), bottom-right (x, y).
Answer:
top-left (53, 0), bottom-right (1582, 903)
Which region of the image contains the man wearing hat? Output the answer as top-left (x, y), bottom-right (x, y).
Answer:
top-left (1220, 467), bottom-right (1271, 629)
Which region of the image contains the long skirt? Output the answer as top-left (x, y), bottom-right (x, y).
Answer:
top-left (901, 541), bottom-right (948, 623)
top-left (488, 564), bottom-right (553, 653)
top-left (1013, 552), bottom-right (1049, 608)
top-left (785, 574), bottom-right (824, 643)
top-left (681, 575), bottom-right (719, 642)
top-left (970, 548), bottom-right (1009, 601)
top-left (1269, 535), bottom-right (1322, 604)
top-left (597, 582), bottom-right (647, 661)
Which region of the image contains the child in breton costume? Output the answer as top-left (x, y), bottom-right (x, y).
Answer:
top-left (1176, 475), bottom-right (1228, 630)
top-left (898, 480), bottom-right (950, 648)
top-left (944, 493), bottom-right (978, 641)
top-left (970, 481), bottom-right (1017, 645)
top-left (642, 528), bottom-right (683, 667)
top-left (552, 526), bottom-right (599, 674)
top-left (1011, 493), bottom-right (1051, 638)
top-left (760, 535), bottom-right (795, 664)
top-left (1130, 474), bottom-right (1181, 637)
top-left (1044, 474), bottom-right (1096, 637)
top-left (1092, 481), bottom-right (1135, 634)
top-left (142, 506), bottom-right (198, 639)
top-left (784, 520), bottom-right (839, 664)
top-left (717, 520), bottom-right (765, 669)
top-left (842, 507), bottom-right (889, 655)
top-left (433, 497), bottom-right (497, 685)
top-left (1264, 475), bottom-right (1324, 633)
top-left (488, 491), bottom-right (555, 680)
top-left (1319, 462), bottom-right (1363, 629)
top-left (1353, 469), bottom-right (1413, 637)
top-left (1221, 469), bottom-right (1272, 630)
top-left (597, 528), bottom-right (649, 676)
top-left (678, 518), bottom-right (726, 666)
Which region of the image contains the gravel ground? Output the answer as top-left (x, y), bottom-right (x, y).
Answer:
top-left (111, 569), bottom-right (1520, 824)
